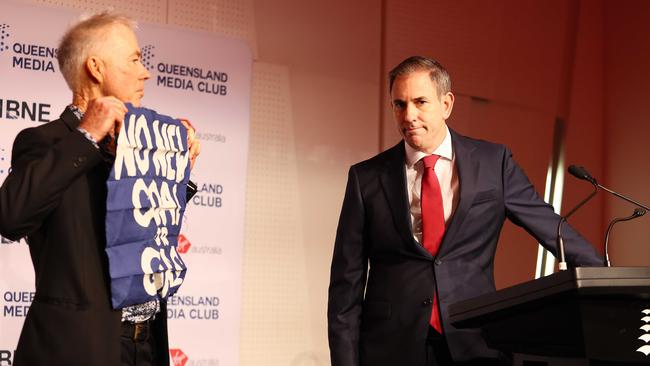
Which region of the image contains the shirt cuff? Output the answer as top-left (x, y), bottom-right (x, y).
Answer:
top-left (76, 127), bottom-right (100, 149)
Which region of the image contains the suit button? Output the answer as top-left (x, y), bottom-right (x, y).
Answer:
top-left (435, 259), bottom-right (442, 266)
top-left (73, 156), bottom-right (86, 168)
top-left (422, 298), bottom-right (433, 306)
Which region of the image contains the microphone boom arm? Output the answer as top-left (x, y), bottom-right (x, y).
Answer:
top-left (566, 164), bottom-right (650, 269)
top-left (556, 185), bottom-right (598, 271)
top-left (598, 184), bottom-right (650, 211)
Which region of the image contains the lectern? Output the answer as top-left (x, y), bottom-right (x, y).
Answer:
top-left (448, 267), bottom-right (650, 365)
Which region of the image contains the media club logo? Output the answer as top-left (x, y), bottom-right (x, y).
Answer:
top-left (0, 24), bottom-right (10, 52)
top-left (141, 44), bottom-right (155, 71)
top-left (169, 348), bottom-right (188, 366)
top-left (146, 43), bottom-right (229, 96)
top-left (0, 21), bottom-right (57, 73)
top-left (177, 234), bottom-right (191, 254)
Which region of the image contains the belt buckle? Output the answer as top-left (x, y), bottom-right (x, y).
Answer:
top-left (133, 322), bottom-right (145, 340)
top-left (130, 321), bottom-right (150, 341)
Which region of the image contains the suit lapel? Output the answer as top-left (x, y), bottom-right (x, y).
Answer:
top-left (440, 130), bottom-right (479, 254)
top-left (379, 142), bottom-right (432, 258)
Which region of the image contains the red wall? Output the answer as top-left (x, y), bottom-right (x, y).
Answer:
top-left (381, 0), bottom-right (615, 288)
top-left (603, 0), bottom-right (650, 266)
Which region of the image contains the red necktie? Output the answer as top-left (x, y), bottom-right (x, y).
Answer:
top-left (421, 155), bottom-right (445, 333)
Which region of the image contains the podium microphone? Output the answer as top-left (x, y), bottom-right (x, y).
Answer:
top-left (568, 165), bottom-right (650, 211)
top-left (568, 165), bottom-right (596, 184)
top-left (556, 166), bottom-right (598, 270)
top-left (567, 164), bottom-right (650, 268)
top-left (604, 208), bottom-right (646, 267)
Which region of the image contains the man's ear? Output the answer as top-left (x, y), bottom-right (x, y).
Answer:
top-left (441, 91), bottom-right (455, 119)
top-left (85, 56), bottom-right (104, 85)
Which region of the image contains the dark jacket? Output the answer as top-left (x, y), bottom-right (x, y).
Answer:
top-left (0, 108), bottom-right (169, 366)
top-left (327, 130), bottom-right (602, 366)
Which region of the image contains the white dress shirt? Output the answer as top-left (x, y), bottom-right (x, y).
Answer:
top-left (404, 126), bottom-right (459, 244)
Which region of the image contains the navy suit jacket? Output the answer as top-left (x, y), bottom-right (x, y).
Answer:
top-left (327, 129), bottom-right (602, 366)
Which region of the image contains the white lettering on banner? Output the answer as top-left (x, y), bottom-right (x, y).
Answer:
top-left (115, 114), bottom-right (188, 182)
top-left (141, 248), bottom-right (158, 295)
top-left (115, 114), bottom-right (151, 179)
top-left (113, 111), bottom-right (191, 299)
top-left (134, 116), bottom-right (153, 174)
top-left (152, 121), bottom-right (173, 179)
top-left (151, 119), bottom-right (189, 182)
top-left (141, 245), bottom-right (185, 297)
top-left (132, 179), bottom-right (181, 227)
top-left (155, 226), bottom-right (169, 246)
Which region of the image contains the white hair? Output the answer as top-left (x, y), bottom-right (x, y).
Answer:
top-left (57, 11), bottom-right (137, 91)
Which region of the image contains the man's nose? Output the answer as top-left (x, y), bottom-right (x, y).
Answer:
top-left (404, 103), bottom-right (417, 122)
top-left (141, 64), bottom-right (151, 80)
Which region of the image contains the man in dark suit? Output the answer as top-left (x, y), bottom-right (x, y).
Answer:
top-left (327, 56), bottom-right (602, 366)
top-left (0, 12), bottom-right (200, 366)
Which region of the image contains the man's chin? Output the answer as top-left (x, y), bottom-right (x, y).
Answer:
top-left (405, 138), bottom-right (422, 149)
top-left (129, 99), bottom-right (142, 107)
top-left (405, 137), bottom-right (433, 153)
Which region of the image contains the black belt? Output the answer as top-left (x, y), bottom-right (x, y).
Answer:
top-left (121, 319), bottom-right (152, 342)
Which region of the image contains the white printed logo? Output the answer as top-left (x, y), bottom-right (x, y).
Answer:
top-left (637, 308), bottom-right (650, 356)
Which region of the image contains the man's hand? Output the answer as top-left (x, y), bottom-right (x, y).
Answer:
top-left (180, 119), bottom-right (201, 171)
top-left (78, 97), bottom-right (127, 142)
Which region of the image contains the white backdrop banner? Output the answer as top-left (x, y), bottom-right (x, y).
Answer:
top-left (0, 2), bottom-right (251, 365)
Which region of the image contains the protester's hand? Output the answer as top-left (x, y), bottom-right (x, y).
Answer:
top-left (78, 97), bottom-right (127, 142)
top-left (180, 119), bottom-right (201, 171)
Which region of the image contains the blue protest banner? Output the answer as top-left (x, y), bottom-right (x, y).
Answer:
top-left (105, 104), bottom-right (190, 309)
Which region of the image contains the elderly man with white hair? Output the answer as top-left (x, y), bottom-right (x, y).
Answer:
top-left (0, 12), bottom-right (200, 366)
